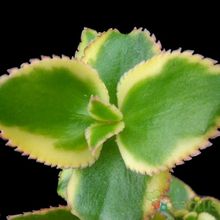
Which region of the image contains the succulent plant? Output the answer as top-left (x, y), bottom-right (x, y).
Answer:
top-left (0, 28), bottom-right (220, 220)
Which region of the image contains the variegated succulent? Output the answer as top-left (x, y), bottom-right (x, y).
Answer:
top-left (0, 28), bottom-right (220, 220)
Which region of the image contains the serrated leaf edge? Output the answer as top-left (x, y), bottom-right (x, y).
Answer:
top-left (7, 206), bottom-right (72, 220)
top-left (82, 27), bottom-right (161, 64)
top-left (0, 55), bottom-right (109, 169)
top-left (116, 49), bottom-right (220, 175)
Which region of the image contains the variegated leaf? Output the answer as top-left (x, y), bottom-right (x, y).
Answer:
top-left (117, 51), bottom-right (220, 174)
top-left (8, 207), bottom-right (79, 220)
top-left (83, 28), bottom-right (161, 104)
top-left (75, 28), bottom-right (98, 59)
top-left (59, 140), bottom-right (170, 220)
top-left (0, 57), bottom-right (109, 168)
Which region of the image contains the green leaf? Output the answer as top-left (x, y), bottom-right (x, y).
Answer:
top-left (0, 57), bottom-right (109, 168)
top-left (63, 139), bottom-right (170, 220)
top-left (184, 212), bottom-right (198, 220)
top-left (189, 197), bottom-right (220, 219)
top-left (57, 168), bottom-right (73, 199)
top-left (75, 28), bottom-right (98, 59)
top-left (117, 51), bottom-right (220, 174)
top-left (85, 121), bottom-right (124, 154)
top-left (198, 212), bottom-right (216, 220)
top-left (88, 95), bottom-right (123, 122)
top-left (8, 207), bottom-right (79, 220)
top-left (168, 176), bottom-right (196, 210)
top-left (83, 28), bottom-right (161, 104)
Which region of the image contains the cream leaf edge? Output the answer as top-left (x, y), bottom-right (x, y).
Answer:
top-left (0, 56), bottom-right (109, 168)
top-left (116, 50), bottom-right (220, 175)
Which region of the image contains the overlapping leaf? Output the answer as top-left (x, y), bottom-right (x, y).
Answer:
top-left (0, 57), bottom-right (109, 168)
top-left (58, 139), bottom-right (170, 220)
top-left (8, 207), bottom-right (79, 220)
top-left (117, 51), bottom-right (220, 174)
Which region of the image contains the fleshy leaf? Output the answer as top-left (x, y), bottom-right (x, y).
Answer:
top-left (188, 197), bottom-right (220, 219)
top-left (184, 212), bottom-right (198, 220)
top-left (168, 176), bottom-right (196, 210)
top-left (57, 168), bottom-right (73, 199)
top-left (88, 95), bottom-right (123, 122)
top-left (75, 28), bottom-right (98, 59)
top-left (85, 121), bottom-right (124, 154)
top-left (64, 139), bottom-right (170, 220)
top-left (83, 28), bottom-right (161, 104)
top-left (8, 207), bottom-right (79, 220)
top-left (0, 57), bottom-right (109, 168)
top-left (117, 51), bottom-right (220, 174)
top-left (198, 212), bottom-right (216, 220)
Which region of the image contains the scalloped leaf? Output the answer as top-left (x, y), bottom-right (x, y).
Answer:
top-left (8, 207), bottom-right (79, 220)
top-left (0, 57), bottom-right (109, 168)
top-left (168, 176), bottom-right (196, 210)
top-left (85, 121), bottom-right (124, 154)
top-left (82, 28), bottom-right (161, 104)
top-left (63, 139), bottom-right (170, 220)
top-left (88, 95), bottom-right (123, 122)
top-left (75, 28), bottom-right (98, 59)
top-left (117, 51), bottom-right (220, 174)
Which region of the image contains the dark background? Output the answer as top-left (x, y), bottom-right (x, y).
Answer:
top-left (0, 7), bottom-right (220, 219)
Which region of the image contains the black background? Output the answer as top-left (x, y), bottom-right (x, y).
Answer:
top-left (0, 6), bottom-right (220, 219)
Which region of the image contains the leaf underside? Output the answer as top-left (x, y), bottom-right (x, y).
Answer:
top-left (8, 207), bottom-right (79, 220)
top-left (0, 57), bottom-right (109, 168)
top-left (59, 139), bottom-right (170, 220)
top-left (117, 51), bottom-right (220, 174)
top-left (83, 28), bottom-right (161, 104)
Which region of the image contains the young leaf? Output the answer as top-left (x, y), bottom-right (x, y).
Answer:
top-left (66, 139), bottom-right (170, 220)
top-left (184, 212), bottom-right (198, 220)
top-left (57, 168), bottom-right (73, 199)
top-left (85, 121), bottom-right (124, 154)
top-left (197, 212), bottom-right (216, 220)
top-left (88, 95), bottom-right (123, 122)
top-left (117, 51), bottom-right (220, 174)
top-left (8, 207), bottom-right (79, 220)
top-left (75, 28), bottom-right (98, 59)
top-left (188, 197), bottom-right (220, 219)
top-left (83, 28), bottom-right (161, 104)
top-left (0, 57), bottom-right (109, 168)
top-left (168, 176), bottom-right (196, 210)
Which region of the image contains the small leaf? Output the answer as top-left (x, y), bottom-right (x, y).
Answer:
top-left (117, 51), bottom-right (220, 174)
top-left (8, 207), bottom-right (79, 220)
top-left (83, 28), bottom-right (161, 104)
top-left (64, 139), bottom-right (170, 220)
top-left (85, 121), bottom-right (124, 154)
top-left (0, 57), bottom-right (109, 168)
top-left (168, 176), bottom-right (196, 210)
top-left (88, 95), bottom-right (123, 122)
top-left (198, 212), bottom-right (216, 220)
top-left (57, 168), bottom-right (73, 199)
top-left (189, 197), bottom-right (220, 219)
top-left (184, 212), bottom-right (198, 220)
top-left (75, 28), bottom-right (98, 59)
